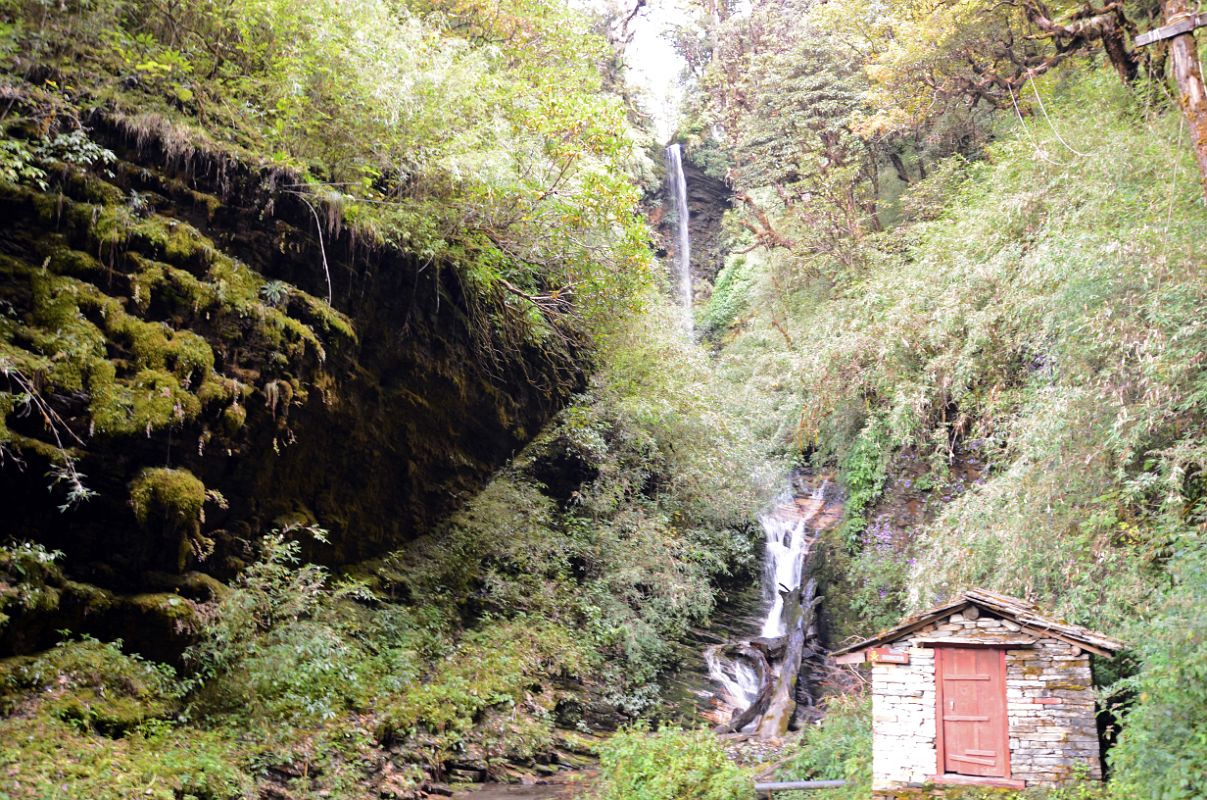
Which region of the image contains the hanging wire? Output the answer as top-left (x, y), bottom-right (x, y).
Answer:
top-left (1008, 83), bottom-right (1065, 166)
top-left (1028, 76), bottom-right (1091, 158)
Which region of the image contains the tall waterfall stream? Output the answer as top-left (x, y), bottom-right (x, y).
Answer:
top-left (664, 143), bottom-right (693, 335)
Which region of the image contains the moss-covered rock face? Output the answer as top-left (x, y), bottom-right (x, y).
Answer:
top-left (0, 113), bottom-right (584, 655)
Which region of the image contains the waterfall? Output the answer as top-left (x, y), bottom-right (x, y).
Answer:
top-left (665, 143), bottom-right (693, 335)
top-left (759, 511), bottom-right (810, 638)
top-left (704, 646), bottom-right (762, 710)
top-left (705, 479), bottom-right (831, 716)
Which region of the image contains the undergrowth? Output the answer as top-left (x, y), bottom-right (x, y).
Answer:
top-left (594, 724), bottom-right (752, 800)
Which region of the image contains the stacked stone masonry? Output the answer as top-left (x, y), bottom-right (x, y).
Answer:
top-left (871, 612), bottom-right (1102, 792)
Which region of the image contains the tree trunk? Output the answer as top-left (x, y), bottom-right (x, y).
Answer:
top-left (1164, 0), bottom-right (1207, 199)
top-left (721, 645), bottom-right (774, 734)
top-left (752, 584), bottom-right (802, 738)
top-left (753, 578), bottom-right (819, 739)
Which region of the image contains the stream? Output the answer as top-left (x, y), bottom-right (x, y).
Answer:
top-left (702, 473), bottom-right (842, 733)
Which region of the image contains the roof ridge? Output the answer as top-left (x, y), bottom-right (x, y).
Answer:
top-left (831, 587), bottom-right (1125, 657)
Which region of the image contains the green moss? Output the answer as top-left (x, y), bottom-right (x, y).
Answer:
top-left (89, 366), bottom-right (202, 435)
top-left (128, 254), bottom-right (218, 315)
top-left (0, 543), bottom-right (65, 630)
top-left (0, 639), bottom-right (250, 799)
top-left (293, 292), bottom-right (357, 342)
top-left (124, 592), bottom-right (198, 627)
top-left (90, 203), bottom-right (138, 249)
top-left (221, 402), bottom-right (247, 433)
top-left (100, 309), bottom-right (213, 386)
top-left (0, 392), bottom-right (12, 446)
top-left (206, 257), bottom-right (264, 313)
top-left (40, 236), bottom-right (104, 278)
top-left (197, 375), bottom-right (245, 407)
top-left (0, 639), bottom-right (180, 735)
top-left (60, 580), bottom-right (117, 618)
top-left (129, 216), bottom-right (212, 265)
top-left (59, 167), bottom-right (129, 207)
top-left (20, 271), bottom-right (109, 393)
top-left (165, 329), bottom-right (214, 383)
top-left (130, 467), bottom-right (211, 571)
top-left (2, 174), bottom-right (343, 463)
top-left (130, 467), bottom-right (206, 530)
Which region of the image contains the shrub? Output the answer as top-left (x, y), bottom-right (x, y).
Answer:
top-left (1108, 541), bottom-right (1207, 800)
top-left (776, 694), bottom-right (871, 800)
top-left (595, 724), bottom-right (752, 800)
top-left (0, 541), bottom-right (64, 629)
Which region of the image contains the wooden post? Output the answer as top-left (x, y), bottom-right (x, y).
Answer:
top-left (1141, 1), bottom-right (1207, 199)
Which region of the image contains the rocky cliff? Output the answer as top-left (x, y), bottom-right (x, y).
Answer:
top-left (0, 111), bottom-right (584, 658)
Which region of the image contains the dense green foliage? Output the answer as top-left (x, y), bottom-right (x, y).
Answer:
top-left (0, 293), bottom-right (771, 796)
top-left (0, 0), bottom-right (657, 518)
top-left (394, 302), bottom-right (770, 718)
top-left (0, 0), bottom-right (651, 324)
top-left (595, 725), bottom-right (752, 800)
top-left (0, 0), bottom-right (782, 794)
top-left (775, 695), bottom-right (872, 800)
top-left (4, 0), bottom-right (1207, 793)
top-left (714, 68), bottom-right (1207, 643)
top-left (679, 0), bottom-right (1207, 793)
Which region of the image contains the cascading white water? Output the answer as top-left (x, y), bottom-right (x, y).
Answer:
top-left (759, 511), bottom-right (809, 638)
top-left (704, 646), bottom-right (761, 710)
top-left (664, 143), bottom-right (693, 335)
top-left (705, 480), bottom-right (829, 713)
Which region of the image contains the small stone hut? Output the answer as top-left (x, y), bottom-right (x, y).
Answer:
top-left (833, 589), bottom-right (1124, 797)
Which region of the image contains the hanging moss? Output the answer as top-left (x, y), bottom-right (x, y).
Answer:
top-left (128, 255), bottom-right (213, 314)
top-left (129, 468), bottom-right (208, 572)
top-left (41, 236), bottom-right (103, 278)
top-left (130, 468), bottom-right (206, 529)
top-left (197, 375), bottom-right (244, 407)
top-left (88, 365), bottom-right (202, 436)
top-left (292, 292), bottom-right (357, 342)
top-left (220, 402), bottom-right (246, 433)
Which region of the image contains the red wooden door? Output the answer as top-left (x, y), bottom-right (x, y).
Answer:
top-left (936, 647), bottom-right (1009, 778)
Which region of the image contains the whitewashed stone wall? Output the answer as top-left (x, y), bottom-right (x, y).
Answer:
top-left (870, 611), bottom-right (1102, 793)
top-left (872, 646), bottom-right (936, 788)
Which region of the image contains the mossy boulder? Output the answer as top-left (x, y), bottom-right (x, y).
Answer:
top-left (0, 639), bottom-right (180, 734)
top-left (130, 468), bottom-right (206, 528)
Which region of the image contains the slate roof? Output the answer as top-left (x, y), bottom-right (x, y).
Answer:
top-left (831, 588), bottom-right (1126, 657)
